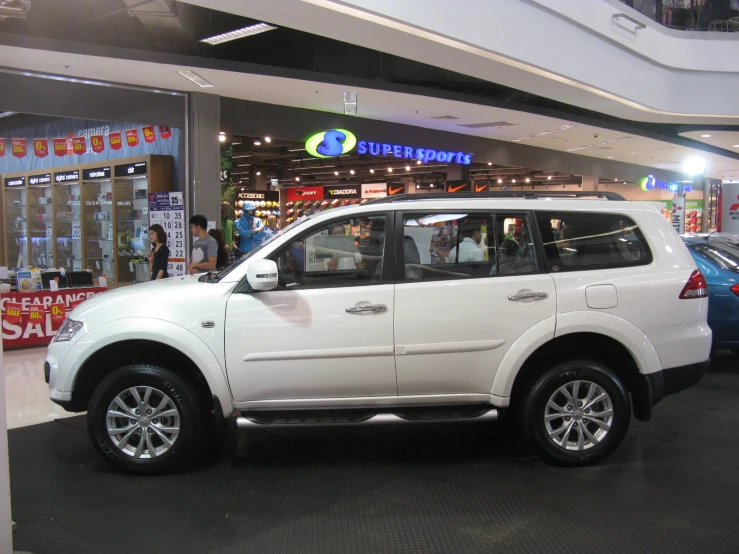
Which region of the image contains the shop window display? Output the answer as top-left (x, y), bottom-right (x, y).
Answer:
top-left (55, 173), bottom-right (83, 272)
top-left (4, 178), bottom-right (27, 268)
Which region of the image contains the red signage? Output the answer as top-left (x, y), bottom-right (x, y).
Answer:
top-left (34, 138), bottom-right (49, 158)
top-left (125, 129), bottom-right (140, 147)
top-left (53, 139), bottom-right (67, 157)
top-left (12, 138), bottom-right (27, 159)
top-left (109, 132), bottom-right (123, 151)
top-left (159, 126), bottom-right (172, 139)
top-left (474, 183), bottom-right (489, 193)
top-left (1, 288), bottom-right (107, 348)
top-left (72, 137), bottom-right (86, 156)
top-left (287, 186), bottom-right (325, 202)
top-left (0, 138), bottom-right (5, 157)
top-left (91, 134), bottom-right (105, 153)
top-left (143, 125), bottom-right (156, 143)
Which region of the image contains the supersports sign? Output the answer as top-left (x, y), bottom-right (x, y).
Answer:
top-left (305, 129), bottom-right (472, 165)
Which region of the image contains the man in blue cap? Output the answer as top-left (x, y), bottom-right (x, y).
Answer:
top-left (235, 201), bottom-right (266, 257)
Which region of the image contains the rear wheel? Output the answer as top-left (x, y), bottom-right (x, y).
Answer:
top-left (521, 360), bottom-right (631, 466)
top-left (87, 365), bottom-right (204, 474)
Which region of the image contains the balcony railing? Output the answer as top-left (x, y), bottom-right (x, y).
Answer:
top-left (619, 0), bottom-right (739, 31)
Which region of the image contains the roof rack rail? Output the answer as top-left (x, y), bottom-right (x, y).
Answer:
top-left (364, 191), bottom-right (625, 205)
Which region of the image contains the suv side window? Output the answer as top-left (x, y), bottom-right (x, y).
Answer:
top-left (270, 214), bottom-right (388, 289)
top-left (535, 211), bottom-right (652, 271)
top-left (401, 212), bottom-right (538, 282)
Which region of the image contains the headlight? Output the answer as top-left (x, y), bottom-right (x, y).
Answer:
top-left (54, 319), bottom-right (83, 342)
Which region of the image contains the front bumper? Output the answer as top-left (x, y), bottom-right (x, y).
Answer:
top-left (632, 360), bottom-right (710, 422)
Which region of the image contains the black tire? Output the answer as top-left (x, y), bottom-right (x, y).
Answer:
top-left (521, 360), bottom-right (631, 466)
top-left (87, 364), bottom-right (204, 474)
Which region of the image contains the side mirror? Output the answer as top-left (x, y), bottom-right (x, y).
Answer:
top-left (247, 259), bottom-right (279, 291)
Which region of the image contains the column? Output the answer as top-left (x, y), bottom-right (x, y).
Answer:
top-left (702, 178), bottom-right (711, 232)
top-left (187, 92), bottom-right (221, 227)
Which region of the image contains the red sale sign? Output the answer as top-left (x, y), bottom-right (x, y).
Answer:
top-left (142, 125), bottom-right (156, 143)
top-left (0, 138), bottom-right (5, 157)
top-left (12, 138), bottom-right (27, 158)
top-left (3, 303), bottom-right (22, 325)
top-left (109, 132), bottom-right (123, 151)
top-left (72, 137), bottom-right (86, 155)
top-left (34, 138), bottom-right (49, 158)
top-left (53, 139), bottom-right (67, 157)
top-left (50, 302), bottom-right (66, 325)
top-left (125, 129), bottom-right (140, 147)
top-left (159, 126), bottom-right (172, 139)
top-left (91, 134), bottom-right (105, 153)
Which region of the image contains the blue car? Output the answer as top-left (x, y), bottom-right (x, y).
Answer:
top-left (682, 237), bottom-right (739, 355)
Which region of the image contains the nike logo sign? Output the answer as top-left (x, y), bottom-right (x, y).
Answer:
top-left (448, 184), bottom-right (467, 193)
top-left (475, 185), bottom-right (487, 192)
top-left (389, 186), bottom-right (404, 195)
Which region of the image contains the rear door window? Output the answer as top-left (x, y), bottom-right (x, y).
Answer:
top-left (535, 211), bottom-right (652, 272)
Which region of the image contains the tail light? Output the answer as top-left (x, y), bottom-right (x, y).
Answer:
top-left (679, 270), bottom-right (708, 299)
top-left (731, 284), bottom-right (739, 297)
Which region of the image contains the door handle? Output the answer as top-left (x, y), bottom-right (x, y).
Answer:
top-left (508, 292), bottom-right (548, 301)
top-left (346, 304), bottom-right (387, 314)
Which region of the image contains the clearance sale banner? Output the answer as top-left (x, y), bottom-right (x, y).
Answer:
top-left (0, 288), bottom-right (107, 348)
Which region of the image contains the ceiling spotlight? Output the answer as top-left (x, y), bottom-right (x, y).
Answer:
top-left (488, 162), bottom-right (493, 166)
top-left (254, 140), bottom-right (261, 146)
top-left (430, 184), bottom-right (434, 188)
top-left (334, 171), bottom-right (339, 176)
top-left (416, 184), bottom-right (420, 189)
top-left (370, 168), bottom-right (375, 173)
top-left (264, 137), bottom-right (271, 143)
top-left (417, 160), bottom-right (422, 165)
top-left (734, 145), bottom-right (739, 148)
top-left (498, 179), bottom-right (503, 184)
top-left (218, 133), bottom-right (226, 143)
top-left (512, 179), bottom-right (516, 183)
top-left (405, 165), bottom-right (411, 171)
top-left (388, 168), bottom-right (393, 172)
top-left (295, 177), bottom-right (300, 182)
top-left (525, 178), bottom-right (530, 183)
top-left (176, 70), bottom-right (213, 88)
top-left (701, 134), bottom-right (712, 138)
top-left (683, 157), bottom-right (707, 176)
top-left (547, 175), bottom-right (552, 180)
top-left (350, 169), bottom-right (355, 175)
top-left (256, 171), bottom-right (261, 176)
top-left (200, 23), bottom-right (277, 46)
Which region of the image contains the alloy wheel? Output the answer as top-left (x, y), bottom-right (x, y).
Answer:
top-left (544, 380), bottom-right (614, 451)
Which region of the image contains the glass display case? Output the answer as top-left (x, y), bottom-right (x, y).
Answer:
top-left (27, 173), bottom-right (54, 268)
top-left (3, 175), bottom-right (27, 269)
top-left (114, 173), bottom-right (150, 283)
top-left (81, 176), bottom-right (115, 282)
top-left (54, 170), bottom-right (83, 272)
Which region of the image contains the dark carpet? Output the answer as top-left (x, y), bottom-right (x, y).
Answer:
top-left (9, 352), bottom-right (739, 554)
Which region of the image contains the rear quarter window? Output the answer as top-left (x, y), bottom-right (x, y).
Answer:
top-left (535, 211), bottom-right (652, 272)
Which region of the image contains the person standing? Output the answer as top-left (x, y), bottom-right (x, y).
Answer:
top-left (221, 201), bottom-right (236, 253)
top-left (146, 223), bottom-right (169, 280)
top-left (264, 215), bottom-right (278, 240)
top-left (188, 215), bottom-right (218, 275)
top-left (208, 228), bottom-right (231, 270)
top-left (235, 201), bottom-right (265, 256)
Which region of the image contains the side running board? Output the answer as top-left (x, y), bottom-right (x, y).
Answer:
top-left (236, 408), bottom-right (498, 429)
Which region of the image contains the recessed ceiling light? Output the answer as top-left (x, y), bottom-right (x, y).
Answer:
top-left (488, 162), bottom-right (492, 166)
top-left (512, 179), bottom-right (516, 183)
top-left (547, 175), bottom-right (552, 180)
top-left (416, 160), bottom-right (422, 165)
top-left (701, 134), bottom-right (712, 138)
top-left (334, 171), bottom-right (339, 176)
top-left (733, 145), bottom-right (739, 148)
top-left (525, 178), bottom-right (530, 183)
top-left (218, 134), bottom-right (226, 143)
top-left (388, 168), bottom-right (393, 172)
top-left (177, 70), bottom-right (213, 88)
top-left (350, 169), bottom-right (355, 175)
top-left (405, 165), bottom-right (411, 171)
top-left (264, 137), bottom-right (271, 143)
top-left (256, 171), bottom-right (261, 176)
top-left (200, 23), bottom-right (277, 46)
top-left (370, 169), bottom-right (375, 173)
top-left (295, 177), bottom-right (300, 182)
top-left (254, 140), bottom-right (261, 146)
top-left (498, 179), bottom-right (503, 184)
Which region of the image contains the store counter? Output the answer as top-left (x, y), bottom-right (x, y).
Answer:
top-left (1, 286), bottom-right (108, 349)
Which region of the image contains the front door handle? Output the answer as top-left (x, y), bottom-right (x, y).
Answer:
top-left (346, 303), bottom-right (388, 314)
top-left (508, 292), bottom-right (549, 301)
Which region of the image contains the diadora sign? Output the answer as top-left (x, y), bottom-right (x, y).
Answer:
top-left (305, 129), bottom-right (473, 165)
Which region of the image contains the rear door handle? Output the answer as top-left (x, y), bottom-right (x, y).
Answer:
top-left (508, 292), bottom-right (548, 301)
top-left (346, 303), bottom-right (387, 314)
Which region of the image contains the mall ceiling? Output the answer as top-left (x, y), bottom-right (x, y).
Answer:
top-left (2, 0), bottom-right (739, 149)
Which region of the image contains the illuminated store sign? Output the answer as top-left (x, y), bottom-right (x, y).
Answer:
top-left (83, 167), bottom-right (111, 180)
top-left (640, 175), bottom-right (691, 193)
top-left (4, 176), bottom-right (25, 188)
top-left (306, 129), bottom-right (473, 165)
top-left (54, 170), bottom-right (80, 183)
top-left (28, 173), bottom-right (52, 186)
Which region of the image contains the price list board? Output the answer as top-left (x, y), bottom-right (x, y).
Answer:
top-left (148, 192), bottom-right (186, 277)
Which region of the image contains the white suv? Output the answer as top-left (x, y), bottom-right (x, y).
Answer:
top-left (45, 192), bottom-right (712, 473)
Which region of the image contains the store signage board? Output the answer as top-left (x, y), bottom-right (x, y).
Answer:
top-left (671, 196), bottom-right (686, 235)
top-left (4, 176), bottom-right (26, 188)
top-left (83, 167), bottom-right (111, 180)
top-left (721, 183), bottom-right (739, 233)
top-left (325, 185), bottom-right (361, 199)
top-left (236, 189), bottom-right (279, 202)
top-left (148, 192), bottom-right (185, 276)
top-left (641, 175), bottom-right (691, 193)
top-left (287, 186), bottom-right (324, 202)
top-left (361, 183), bottom-right (388, 199)
top-left (305, 129), bottom-right (473, 165)
top-left (115, 161), bottom-right (147, 177)
top-left (447, 181), bottom-right (471, 193)
top-left (54, 170), bottom-right (80, 183)
top-left (28, 173), bottom-right (52, 186)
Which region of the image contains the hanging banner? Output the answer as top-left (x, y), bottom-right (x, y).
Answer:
top-left (159, 126), bottom-right (172, 139)
top-left (34, 138), bottom-right (49, 158)
top-left (720, 182), bottom-right (739, 234)
top-left (125, 129), bottom-right (140, 147)
top-left (65, 137), bottom-right (75, 156)
top-left (142, 125), bottom-right (156, 143)
top-left (91, 134), bottom-right (105, 153)
top-left (50, 302), bottom-right (66, 325)
top-left (72, 136), bottom-right (86, 155)
top-left (0, 138), bottom-right (5, 157)
top-left (53, 138), bottom-right (67, 157)
top-left (109, 132), bottom-right (123, 150)
top-left (12, 138), bottom-right (27, 158)
top-left (3, 302), bottom-right (22, 325)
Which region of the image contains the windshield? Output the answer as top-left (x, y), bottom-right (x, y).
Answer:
top-left (690, 241), bottom-right (739, 273)
top-left (214, 216), bottom-right (310, 281)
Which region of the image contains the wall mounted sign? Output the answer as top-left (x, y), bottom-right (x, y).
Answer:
top-left (721, 183), bottom-right (739, 234)
top-left (388, 184), bottom-right (405, 196)
top-left (83, 167), bottom-right (111, 180)
top-left (640, 175), bottom-right (691, 193)
top-left (325, 185), bottom-right (361, 199)
top-left (4, 176), bottom-right (25, 188)
top-left (474, 182), bottom-right (489, 193)
top-left (236, 188), bottom-right (279, 202)
top-left (447, 181), bottom-right (471, 193)
top-left (305, 129), bottom-right (473, 165)
top-left (287, 186), bottom-right (324, 202)
top-left (361, 183), bottom-right (388, 199)
top-left (114, 161), bottom-right (147, 177)
top-left (54, 170), bottom-right (80, 183)
top-left (28, 173), bottom-right (52, 186)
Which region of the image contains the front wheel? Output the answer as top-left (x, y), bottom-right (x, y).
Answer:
top-left (87, 365), bottom-right (204, 474)
top-left (521, 360), bottom-right (631, 466)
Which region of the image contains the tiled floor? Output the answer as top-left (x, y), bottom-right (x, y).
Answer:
top-left (3, 346), bottom-right (79, 429)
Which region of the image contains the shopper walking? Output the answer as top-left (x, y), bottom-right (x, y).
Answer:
top-left (209, 228), bottom-right (232, 270)
top-left (235, 201), bottom-right (265, 256)
top-left (146, 223), bottom-right (169, 280)
top-left (188, 215), bottom-right (218, 275)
